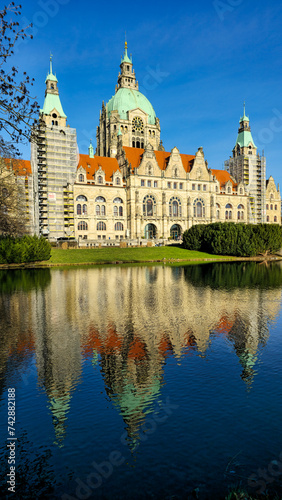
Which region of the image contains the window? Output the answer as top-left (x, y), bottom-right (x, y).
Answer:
top-left (266, 204), bottom-right (269, 210)
top-left (82, 204), bottom-right (87, 215)
top-left (169, 197), bottom-right (182, 217)
top-left (79, 174), bottom-right (84, 182)
top-left (203, 185), bottom-right (207, 191)
top-left (167, 182), bottom-right (171, 188)
top-left (192, 184), bottom-right (195, 191)
top-left (198, 184), bottom-right (201, 191)
top-left (113, 197), bottom-right (123, 204)
top-left (76, 195), bottom-right (87, 202)
top-left (274, 216), bottom-right (277, 222)
top-left (115, 222), bottom-right (124, 231)
top-left (77, 204), bottom-right (81, 215)
top-left (267, 216), bottom-right (269, 222)
top-left (119, 206), bottom-right (123, 216)
top-left (114, 206), bottom-right (118, 216)
top-left (154, 181), bottom-right (158, 188)
top-left (97, 221), bottom-right (106, 231)
top-left (237, 204), bottom-right (244, 220)
top-left (216, 203), bottom-right (220, 220)
top-left (240, 188), bottom-right (243, 194)
top-left (271, 204), bottom-right (273, 210)
top-left (116, 177), bottom-right (121, 185)
top-left (225, 203), bottom-right (232, 220)
top-left (95, 196), bottom-right (106, 203)
top-left (96, 205), bottom-right (100, 216)
top-left (143, 195), bottom-right (156, 216)
top-left (179, 183), bottom-right (183, 190)
top-left (101, 205), bottom-right (106, 216)
top-left (141, 179), bottom-right (145, 186)
top-left (98, 175), bottom-right (103, 184)
top-left (147, 180), bottom-right (151, 187)
top-left (275, 204), bottom-right (277, 210)
top-left (227, 186), bottom-right (231, 193)
top-left (193, 199), bottom-right (205, 218)
top-left (78, 221), bottom-right (88, 230)
top-left (173, 182), bottom-right (177, 189)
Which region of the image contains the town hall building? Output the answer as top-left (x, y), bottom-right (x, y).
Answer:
top-left (30, 43), bottom-right (281, 242)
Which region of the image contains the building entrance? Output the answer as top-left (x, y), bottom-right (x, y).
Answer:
top-left (145, 224), bottom-right (157, 239)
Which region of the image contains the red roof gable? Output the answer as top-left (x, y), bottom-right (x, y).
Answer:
top-left (211, 169), bottom-right (237, 189)
top-left (78, 154), bottom-right (121, 182)
top-left (3, 158), bottom-right (31, 176)
top-left (123, 146), bottom-right (195, 173)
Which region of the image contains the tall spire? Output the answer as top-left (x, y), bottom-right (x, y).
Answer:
top-left (117, 41), bottom-right (138, 91)
top-left (50, 52), bottom-right (53, 75)
top-left (240, 101), bottom-right (249, 123)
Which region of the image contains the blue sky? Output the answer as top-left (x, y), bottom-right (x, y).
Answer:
top-left (10, 0), bottom-right (282, 186)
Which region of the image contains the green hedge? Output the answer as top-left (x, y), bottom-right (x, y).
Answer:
top-left (182, 222), bottom-right (282, 257)
top-left (0, 235), bottom-right (51, 264)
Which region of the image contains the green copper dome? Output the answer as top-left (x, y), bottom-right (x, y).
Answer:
top-left (107, 88), bottom-right (156, 125)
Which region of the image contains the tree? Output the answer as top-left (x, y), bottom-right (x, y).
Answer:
top-left (0, 152), bottom-right (28, 235)
top-left (0, 3), bottom-right (39, 235)
top-left (0, 3), bottom-right (39, 156)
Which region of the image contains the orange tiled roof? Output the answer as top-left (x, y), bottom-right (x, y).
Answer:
top-left (123, 146), bottom-right (195, 173)
top-left (3, 158), bottom-right (31, 176)
top-left (211, 169), bottom-right (237, 189)
top-left (78, 154), bottom-right (121, 182)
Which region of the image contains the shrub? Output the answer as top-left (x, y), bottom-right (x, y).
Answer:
top-left (0, 235), bottom-right (51, 264)
top-left (182, 223), bottom-right (282, 257)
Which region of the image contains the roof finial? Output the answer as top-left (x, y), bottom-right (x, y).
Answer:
top-left (50, 52), bottom-right (53, 74)
top-left (243, 100), bottom-right (246, 116)
top-left (125, 31), bottom-right (127, 49)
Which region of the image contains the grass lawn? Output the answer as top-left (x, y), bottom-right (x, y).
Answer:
top-left (47, 245), bottom-right (232, 265)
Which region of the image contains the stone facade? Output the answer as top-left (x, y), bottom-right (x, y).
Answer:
top-left (31, 48), bottom-right (281, 242)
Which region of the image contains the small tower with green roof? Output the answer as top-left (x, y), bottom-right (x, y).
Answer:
top-left (116, 41), bottom-right (138, 92)
top-left (32, 55), bottom-right (77, 240)
top-left (41, 54), bottom-right (67, 127)
top-left (225, 104), bottom-right (266, 224)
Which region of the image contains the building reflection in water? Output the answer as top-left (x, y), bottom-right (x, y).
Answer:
top-left (1, 262), bottom-right (282, 447)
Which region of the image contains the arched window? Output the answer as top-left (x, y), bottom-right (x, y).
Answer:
top-left (98, 175), bottom-right (103, 184)
top-left (119, 206), bottom-right (123, 216)
top-left (113, 197), bottom-right (123, 204)
top-left (266, 204), bottom-right (269, 210)
top-left (95, 196), bottom-right (106, 203)
top-left (274, 216), bottom-right (277, 222)
top-left (227, 186), bottom-right (231, 193)
top-left (79, 174), bottom-right (84, 182)
top-left (114, 206), bottom-right (118, 216)
top-left (77, 204), bottom-right (81, 215)
top-left (216, 203), bottom-right (220, 219)
top-left (115, 222), bottom-right (124, 231)
top-left (267, 216), bottom-right (269, 222)
top-left (169, 197), bottom-right (182, 217)
top-left (97, 221), bottom-right (106, 231)
top-left (76, 195), bottom-right (87, 202)
top-left (275, 204), bottom-right (277, 210)
top-left (78, 221), bottom-right (88, 231)
top-left (270, 204), bottom-right (273, 210)
top-left (82, 204), bottom-right (87, 215)
top-left (101, 205), bottom-right (106, 216)
top-left (193, 199), bottom-right (205, 218)
top-left (116, 177), bottom-right (121, 185)
top-left (237, 204), bottom-right (244, 220)
top-left (143, 195), bottom-right (156, 216)
top-left (225, 204), bottom-right (232, 220)
top-left (96, 205), bottom-right (100, 216)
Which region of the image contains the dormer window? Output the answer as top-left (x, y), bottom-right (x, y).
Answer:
top-left (79, 174), bottom-right (84, 182)
top-left (98, 175), bottom-right (103, 184)
top-left (116, 177), bottom-right (121, 185)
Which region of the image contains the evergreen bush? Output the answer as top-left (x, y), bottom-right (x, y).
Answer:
top-left (0, 235), bottom-right (51, 264)
top-left (182, 222), bottom-right (282, 257)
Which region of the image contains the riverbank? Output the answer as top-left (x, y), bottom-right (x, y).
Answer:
top-left (0, 245), bottom-right (281, 268)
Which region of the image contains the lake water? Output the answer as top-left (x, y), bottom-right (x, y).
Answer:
top-left (0, 262), bottom-right (282, 499)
